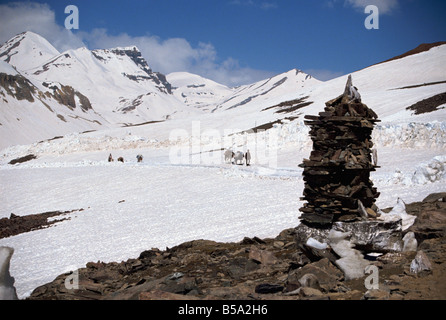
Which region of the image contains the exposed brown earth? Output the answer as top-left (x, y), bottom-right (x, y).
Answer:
top-left (406, 92), bottom-right (446, 115)
top-left (0, 209), bottom-right (83, 239)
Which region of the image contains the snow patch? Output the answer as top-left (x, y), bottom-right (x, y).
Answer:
top-left (378, 198), bottom-right (416, 231)
top-left (306, 237), bottom-right (328, 250)
top-left (327, 230), bottom-right (370, 280)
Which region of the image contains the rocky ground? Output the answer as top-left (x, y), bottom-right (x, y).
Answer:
top-left (22, 192), bottom-right (446, 300)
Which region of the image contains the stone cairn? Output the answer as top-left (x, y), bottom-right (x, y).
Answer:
top-left (299, 75), bottom-right (380, 227)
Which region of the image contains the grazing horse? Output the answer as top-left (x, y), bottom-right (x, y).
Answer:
top-left (233, 151), bottom-right (244, 165)
top-left (117, 157), bottom-right (124, 163)
top-left (224, 149), bottom-right (234, 164)
top-left (108, 153), bottom-right (114, 162)
top-left (136, 154), bottom-right (143, 163)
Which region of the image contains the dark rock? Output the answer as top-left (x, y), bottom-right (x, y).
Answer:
top-left (422, 192), bottom-right (446, 203)
top-left (286, 258), bottom-right (343, 293)
top-left (161, 276), bottom-right (198, 295)
top-left (254, 283), bottom-right (284, 294)
top-left (8, 154), bottom-right (37, 165)
top-left (248, 246), bottom-right (278, 265)
top-left (298, 243), bottom-right (339, 264)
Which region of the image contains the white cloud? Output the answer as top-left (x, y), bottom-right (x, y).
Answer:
top-left (0, 1), bottom-right (273, 87)
top-left (344, 0), bottom-right (399, 14)
top-left (0, 2), bottom-right (85, 51)
top-left (80, 28), bottom-right (274, 87)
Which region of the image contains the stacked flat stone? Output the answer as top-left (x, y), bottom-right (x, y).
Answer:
top-left (299, 75), bottom-right (380, 227)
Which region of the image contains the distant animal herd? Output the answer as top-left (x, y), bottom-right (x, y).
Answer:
top-left (224, 149), bottom-right (251, 166)
top-left (108, 153), bottom-right (143, 163)
top-left (108, 149), bottom-right (251, 166)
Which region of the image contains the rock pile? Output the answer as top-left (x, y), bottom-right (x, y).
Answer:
top-left (299, 75), bottom-right (380, 226)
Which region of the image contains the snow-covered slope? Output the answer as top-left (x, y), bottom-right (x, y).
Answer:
top-left (0, 32), bottom-right (201, 149)
top-left (0, 60), bottom-right (106, 148)
top-left (167, 71), bottom-right (234, 111)
top-left (25, 45), bottom-right (190, 123)
top-left (0, 31), bottom-right (60, 71)
top-left (212, 68), bottom-right (321, 112)
top-left (302, 44), bottom-right (446, 124)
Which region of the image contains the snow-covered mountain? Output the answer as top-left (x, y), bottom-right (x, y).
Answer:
top-left (210, 68), bottom-right (321, 112)
top-left (1, 31), bottom-right (446, 150)
top-left (0, 32), bottom-right (198, 148)
top-left (167, 71), bottom-right (234, 111)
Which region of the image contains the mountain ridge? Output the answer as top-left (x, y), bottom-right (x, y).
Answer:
top-left (1, 31), bottom-right (445, 149)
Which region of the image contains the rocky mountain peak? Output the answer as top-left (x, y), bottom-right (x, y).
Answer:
top-left (92, 46), bottom-right (173, 94)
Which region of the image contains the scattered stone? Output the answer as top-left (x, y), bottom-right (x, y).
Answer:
top-left (302, 287), bottom-right (327, 298)
top-left (248, 246), bottom-right (277, 265)
top-left (362, 289), bottom-right (390, 300)
top-left (402, 232), bottom-right (418, 252)
top-left (286, 258), bottom-right (342, 293)
top-left (298, 273), bottom-right (320, 290)
top-left (410, 250), bottom-right (432, 274)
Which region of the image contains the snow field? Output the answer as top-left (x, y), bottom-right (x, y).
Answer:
top-left (0, 116), bottom-right (445, 298)
top-left (0, 154), bottom-right (303, 298)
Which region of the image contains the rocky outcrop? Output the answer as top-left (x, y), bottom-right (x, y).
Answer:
top-left (26, 193), bottom-right (446, 300)
top-left (0, 209), bottom-right (83, 239)
top-left (42, 82), bottom-right (92, 112)
top-left (0, 72), bottom-right (35, 102)
top-left (103, 47), bottom-right (172, 94)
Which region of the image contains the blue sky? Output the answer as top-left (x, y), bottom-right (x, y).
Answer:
top-left (0, 0), bottom-right (445, 86)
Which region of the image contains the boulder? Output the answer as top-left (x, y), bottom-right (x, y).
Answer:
top-left (402, 232), bottom-right (418, 252)
top-left (410, 250), bottom-right (432, 274)
top-left (248, 246), bottom-right (277, 265)
top-left (286, 258), bottom-right (343, 292)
